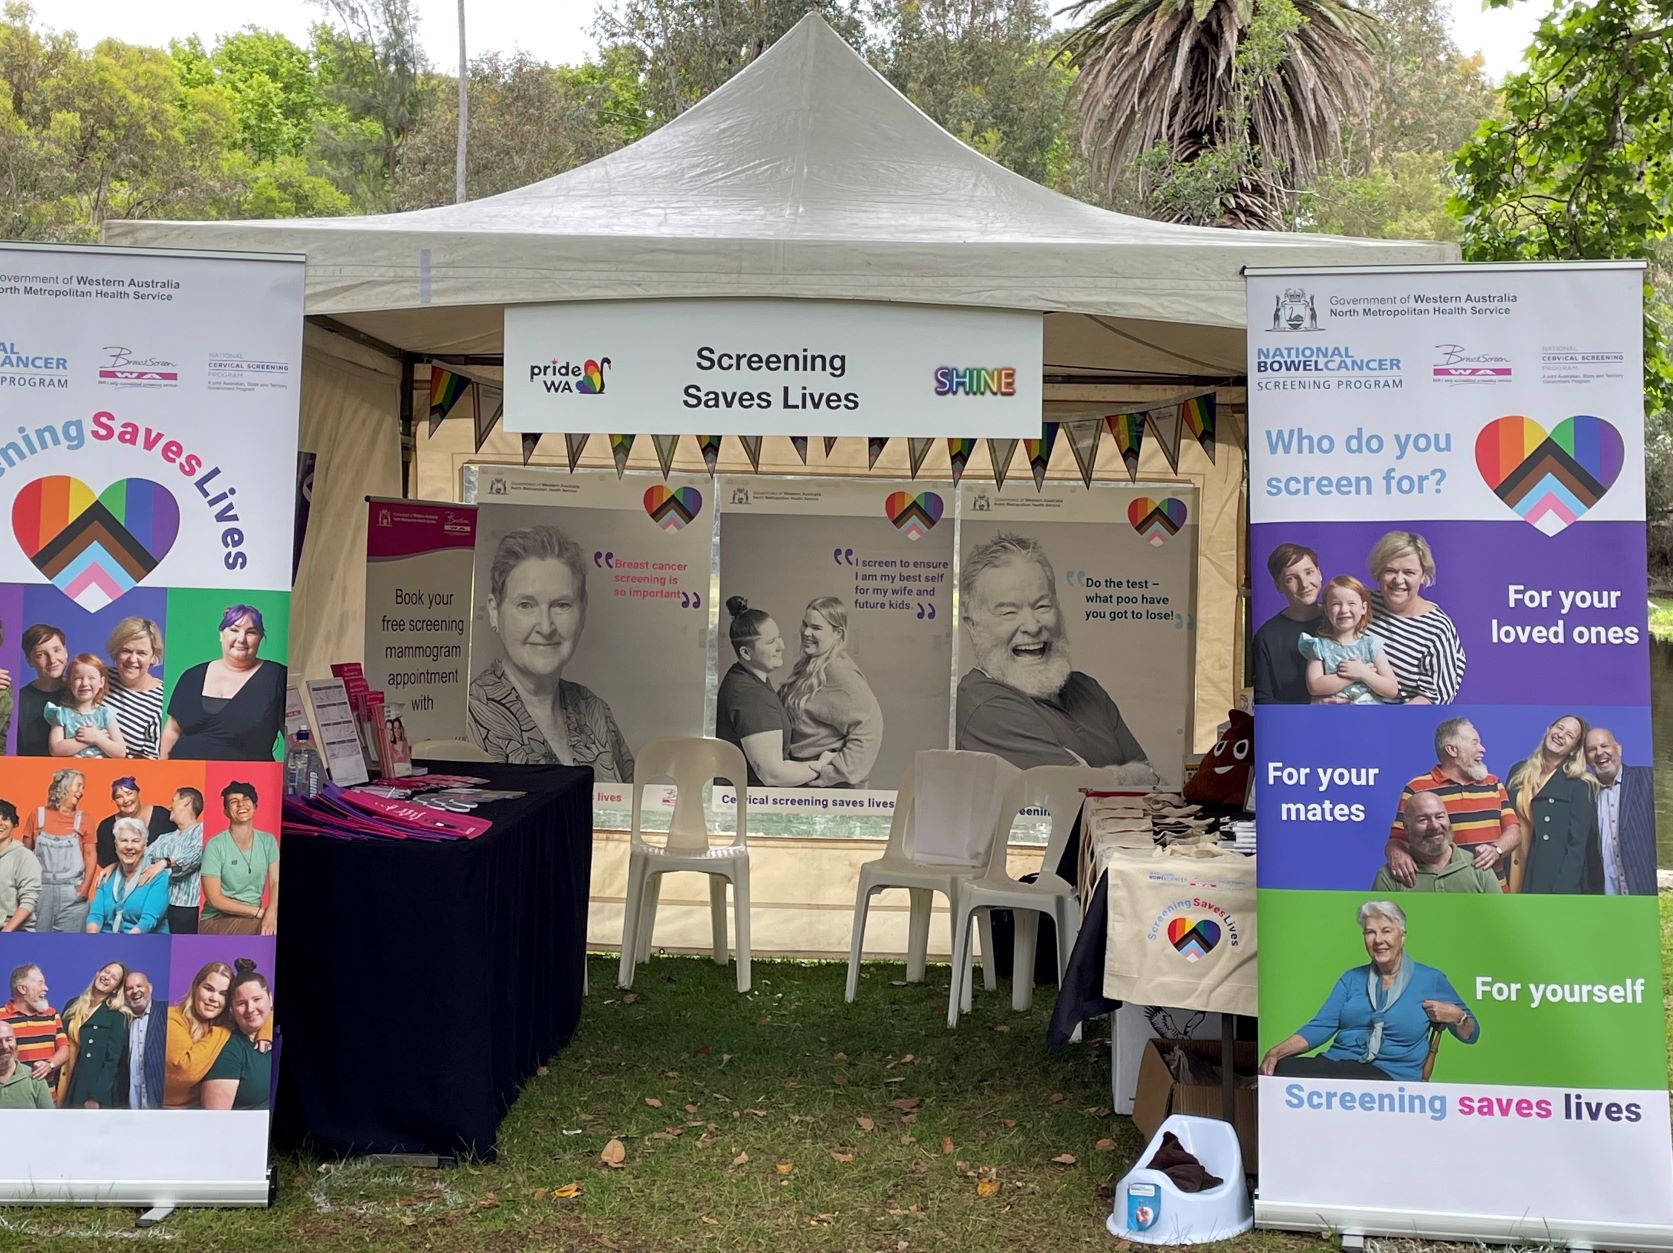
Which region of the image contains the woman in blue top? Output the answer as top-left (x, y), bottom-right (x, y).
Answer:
top-left (1260, 900), bottom-right (1478, 1081)
top-left (84, 817), bottom-right (169, 933)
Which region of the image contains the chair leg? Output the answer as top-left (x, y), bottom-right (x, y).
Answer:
top-left (976, 908), bottom-right (997, 992)
top-left (947, 904), bottom-right (973, 1028)
top-left (637, 873), bottom-right (662, 965)
top-left (1055, 897), bottom-right (1083, 1044)
top-left (709, 875), bottom-right (729, 965)
top-left (1013, 910), bottom-right (1040, 1012)
top-left (732, 863), bottom-right (752, 995)
top-left (618, 855), bottom-right (646, 990)
top-left (845, 882), bottom-right (873, 1004)
top-left (905, 888), bottom-right (932, 983)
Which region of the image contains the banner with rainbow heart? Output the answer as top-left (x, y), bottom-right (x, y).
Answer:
top-left (1247, 262), bottom-right (1671, 1249)
top-left (0, 242), bottom-right (303, 1206)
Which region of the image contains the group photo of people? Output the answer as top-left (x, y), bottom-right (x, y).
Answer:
top-left (0, 932), bottom-right (275, 1111)
top-left (0, 759), bottom-right (282, 935)
top-left (0, 592), bottom-right (288, 762)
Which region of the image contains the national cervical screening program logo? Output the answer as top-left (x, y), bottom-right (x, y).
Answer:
top-left (0, 337), bottom-right (70, 390)
top-left (531, 355), bottom-right (612, 394)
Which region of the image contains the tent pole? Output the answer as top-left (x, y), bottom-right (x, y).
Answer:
top-left (399, 358), bottom-right (415, 498)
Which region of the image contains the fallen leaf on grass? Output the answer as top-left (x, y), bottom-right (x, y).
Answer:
top-left (684, 1103), bottom-right (701, 1114)
top-left (834, 1051), bottom-right (848, 1062)
top-left (976, 1178), bottom-right (1000, 1197)
top-left (698, 1214), bottom-right (720, 1226)
top-left (1049, 1092), bottom-right (1064, 1104)
top-left (663, 1070), bottom-right (680, 1079)
top-left (478, 1193), bottom-right (498, 1208)
top-left (600, 1139), bottom-right (626, 1168)
top-left (883, 1076), bottom-right (906, 1085)
top-left (829, 1150), bottom-right (854, 1162)
top-left (621, 993), bottom-right (638, 1005)
top-left (1051, 1153), bottom-right (1077, 1165)
top-left (1081, 1105), bottom-right (1112, 1118)
top-left (1095, 1138), bottom-right (1117, 1152)
top-left (784, 1080), bottom-right (800, 1089)
top-left (807, 1213), bottom-right (834, 1227)
top-left (832, 1073), bottom-right (847, 1086)
top-left (1001, 1119), bottom-right (1016, 1128)
top-left (888, 1097), bottom-right (921, 1112)
top-left (535, 1065), bottom-right (549, 1077)
top-left (552, 1183), bottom-right (583, 1199)
top-left (856, 1116), bottom-right (875, 1132)
top-left (732, 1151), bottom-right (749, 1167)
top-left (909, 1160), bottom-right (928, 1177)
top-left (900, 1054), bottom-right (915, 1064)
top-left (940, 1137), bottom-right (954, 1155)
top-left (992, 1024), bottom-right (1009, 1033)
top-left (644, 1097), bottom-right (663, 1108)
top-left (900, 1113), bottom-right (917, 1125)
top-left (775, 1160), bottom-right (794, 1175)
top-left (697, 1044), bottom-right (711, 1056)
top-left (889, 979), bottom-right (908, 986)
top-left (599, 1237), bottom-right (621, 1249)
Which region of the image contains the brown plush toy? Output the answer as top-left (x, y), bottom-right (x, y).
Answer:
top-left (1182, 708), bottom-right (1253, 807)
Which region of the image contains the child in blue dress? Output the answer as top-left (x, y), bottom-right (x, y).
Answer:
top-left (45, 653), bottom-right (127, 758)
top-left (1299, 576), bottom-right (1399, 705)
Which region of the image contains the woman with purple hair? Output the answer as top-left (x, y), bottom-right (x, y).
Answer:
top-left (160, 605), bottom-right (287, 762)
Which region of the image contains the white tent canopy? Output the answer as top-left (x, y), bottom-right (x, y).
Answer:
top-left (109, 12), bottom-right (1454, 379)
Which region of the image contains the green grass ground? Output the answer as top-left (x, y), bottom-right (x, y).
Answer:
top-left (1649, 595), bottom-right (1673, 643)
top-left (2, 899), bottom-right (1670, 1251)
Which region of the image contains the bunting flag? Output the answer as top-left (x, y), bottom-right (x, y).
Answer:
top-left (696, 435), bottom-right (723, 476)
top-left (427, 367), bottom-right (470, 435)
top-left (907, 437), bottom-right (934, 479)
top-left (473, 384), bottom-right (503, 452)
top-left (1063, 417), bottom-right (1103, 489)
top-left (1025, 423), bottom-right (1058, 491)
top-left (1147, 400), bottom-right (1185, 474)
top-left (738, 435), bottom-right (763, 473)
top-left (520, 433), bottom-right (543, 466)
top-left (987, 438), bottom-right (1018, 492)
top-left (823, 437), bottom-right (839, 458)
top-left (1105, 412), bottom-right (1145, 483)
top-left (609, 433), bottom-right (635, 477)
top-left (948, 438), bottom-right (977, 485)
top-left (1180, 392), bottom-right (1216, 462)
top-left (867, 436), bottom-right (889, 470)
top-left (564, 432), bottom-right (589, 473)
top-left (651, 434), bottom-right (680, 479)
top-left (789, 436), bottom-right (809, 464)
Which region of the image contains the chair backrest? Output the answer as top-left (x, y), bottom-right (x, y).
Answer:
top-left (412, 739), bottom-right (493, 762)
top-left (909, 749), bottom-right (1018, 867)
top-left (982, 765), bottom-right (1111, 883)
top-left (630, 736), bottom-right (749, 854)
top-left (880, 765), bottom-right (916, 859)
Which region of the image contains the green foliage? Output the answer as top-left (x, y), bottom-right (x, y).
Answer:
top-left (1307, 149), bottom-right (1460, 240)
top-left (171, 28), bottom-right (324, 162)
top-left (310, 0), bottom-right (426, 204)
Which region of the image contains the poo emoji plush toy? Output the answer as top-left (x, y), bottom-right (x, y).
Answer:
top-left (1183, 708), bottom-right (1253, 808)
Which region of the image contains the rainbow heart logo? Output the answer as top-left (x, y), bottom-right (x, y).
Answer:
top-left (643, 485), bottom-right (702, 533)
top-left (1475, 414), bottom-right (1623, 536)
top-left (13, 475), bottom-right (180, 612)
top-left (885, 491), bottom-right (943, 541)
top-left (1166, 917), bottom-right (1221, 962)
top-left (1127, 497), bottom-right (1188, 546)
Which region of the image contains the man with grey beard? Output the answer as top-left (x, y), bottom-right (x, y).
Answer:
top-left (1383, 717), bottom-right (1520, 886)
top-left (955, 533), bottom-right (1155, 780)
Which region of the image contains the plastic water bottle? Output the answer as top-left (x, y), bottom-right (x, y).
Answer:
top-left (285, 730), bottom-right (326, 799)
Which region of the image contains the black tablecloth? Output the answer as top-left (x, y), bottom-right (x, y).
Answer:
top-left (273, 760), bottom-right (593, 1160)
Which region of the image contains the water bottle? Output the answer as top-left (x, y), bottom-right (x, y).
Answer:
top-left (285, 730), bottom-right (326, 799)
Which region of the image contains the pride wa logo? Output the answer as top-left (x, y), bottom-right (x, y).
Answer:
top-left (530, 355), bottom-right (611, 394)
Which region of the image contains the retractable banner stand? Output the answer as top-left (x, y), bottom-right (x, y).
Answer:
top-left (0, 243), bottom-right (302, 1204)
top-left (1248, 262), bottom-right (1673, 1248)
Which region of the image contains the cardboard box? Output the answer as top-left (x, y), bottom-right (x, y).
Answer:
top-left (1131, 1038), bottom-right (1258, 1175)
top-left (1110, 1004), bottom-right (1222, 1116)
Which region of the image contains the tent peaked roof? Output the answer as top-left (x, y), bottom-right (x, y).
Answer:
top-left (107, 12), bottom-right (1456, 353)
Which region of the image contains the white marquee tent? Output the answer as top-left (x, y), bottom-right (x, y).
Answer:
top-left (108, 13), bottom-right (1455, 954)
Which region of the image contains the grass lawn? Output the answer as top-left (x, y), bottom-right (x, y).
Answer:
top-left (3, 898), bottom-right (1670, 1251)
top-left (1649, 596), bottom-right (1673, 643)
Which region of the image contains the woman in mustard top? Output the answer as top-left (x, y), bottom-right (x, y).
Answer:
top-left (165, 958), bottom-right (273, 1108)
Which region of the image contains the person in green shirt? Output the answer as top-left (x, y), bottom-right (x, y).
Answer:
top-left (1371, 792), bottom-right (1502, 894)
top-left (201, 958), bottom-right (272, 1112)
top-left (199, 782), bottom-right (280, 937)
top-left (0, 1019), bottom-right (54, 1108)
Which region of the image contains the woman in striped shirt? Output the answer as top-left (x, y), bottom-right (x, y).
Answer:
top-left (104, 617), bottom-right (165, 759)
top-left (1363, 531), bottom-right (1466, 705)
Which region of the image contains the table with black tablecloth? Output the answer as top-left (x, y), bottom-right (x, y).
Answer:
top-left (273, 760), bottom-right (592, 1160)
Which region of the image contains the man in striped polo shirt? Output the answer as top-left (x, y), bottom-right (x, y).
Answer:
top-left (1382, 717), bottom-right (1520, 887)
top-left (0, 963), bottom-right (69, 1084)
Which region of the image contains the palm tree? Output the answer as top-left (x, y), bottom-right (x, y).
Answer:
top-left (1060, 0), bottom-right (1379, 228)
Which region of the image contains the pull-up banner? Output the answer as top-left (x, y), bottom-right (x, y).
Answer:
top-left (503, 299), bottom-right (1042, 437)
top-left (0, 242), bottom-right (303, 1205)
top-left (1248, 262), bottom-right (1673, 1249)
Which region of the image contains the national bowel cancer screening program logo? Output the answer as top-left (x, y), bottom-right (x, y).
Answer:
top-left (0, 338), bottom-right (70, 389)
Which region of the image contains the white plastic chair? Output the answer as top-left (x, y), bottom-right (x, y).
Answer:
top-left (844, 757), bottom-right (997, 1006)
top-left (947, 765), bottom-right (1105, 1029)
top-left (412, 738), bottom-right (493, 762)
top-left (618, 736), bottom-right (751, 993)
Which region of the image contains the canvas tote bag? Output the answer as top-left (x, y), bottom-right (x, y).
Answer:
top-left (1102, 844), bottom-right (1257, 1018)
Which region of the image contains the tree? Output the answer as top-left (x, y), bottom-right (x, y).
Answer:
top-left (172, 29), bottom-right (324, 163)
top-left (1059, 0), bottom-right (1380, 227)
top-left (311, 0), bottom-right (426, 203)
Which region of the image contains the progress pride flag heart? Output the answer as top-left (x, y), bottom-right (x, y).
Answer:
top-left (885, 491), bottom-right (943, 541)
top-left (1127, 496), bottom-right (1188, 546)
top-left (643, 484), bottom-right (702, 533)
top-left (13, 475), bottom-right (179, 611)
top-left (1475, 414), bottom-right (1623, 536)
top-left (1167, 917), bottom-right (1221, 962)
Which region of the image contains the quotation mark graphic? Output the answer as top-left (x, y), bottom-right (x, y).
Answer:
top-left (593, 550), bottom-right (615, 569)
top-left (1065, 569), bottom-right (1088, 587)
top-left (679, 591), bottom-right (703, 610)
top-left (832, 547), bottom-right (856, 566)
top-left (914, 603), bottom-right (937, 620)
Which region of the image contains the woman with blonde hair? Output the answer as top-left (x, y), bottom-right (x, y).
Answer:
top-left (778, 597), bottom-right (882, 787)
top-left (165, 959), bottom-right (235, 1108)
top-left (1325, 531), bottom-right (1466, 705)
top-left (1506, 714), bottom-right (1601, 894)
top-left (105, 617), bottom-right (165, 759)
top-left (58, 960), bottom-right (129, 1105)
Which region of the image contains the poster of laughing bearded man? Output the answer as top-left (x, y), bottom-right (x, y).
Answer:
top-left (955, 533), bottom-right (1157, 784)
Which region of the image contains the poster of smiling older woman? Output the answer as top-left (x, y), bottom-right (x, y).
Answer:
top-left (956, 482), bottom-right (1197, 791)
top-left (717, 478), bottom-right (954, 810)
top-left (463, 472), bottom-right (712, 803)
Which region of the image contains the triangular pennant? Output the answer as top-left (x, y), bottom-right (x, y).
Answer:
top-left (738, 435), bottom-right (763, 473)
top-left (867, 436), bottom-right (889, 470)
top-left (520, 432), bottom-right (543, 465)
top-left (696, 435), bottom-right (722, 477)
top-left (1147, 401), bottom-right (1184, 474)
top-left (948, 438), bottom-right (976, 485)
top-left (1105, 412), bottom-right (1144, 483)
top-left (651, 434), bottom-right (680, 479)
top-left (1180, 393), bottom-right (1216, 462)
top-left (427, 367), bottom-right (470, 435)
top-left (608, 433), bottom-right (635, 477)
top-left (473, 384), bottom-right (503, 452)
top-left (823, 437), bottom-right (839, 458)
top-left (564, 432), bottom-right (589, 473)
top-left (1024, 423), bottom-right (1058, 491)
top-left (908, 438), bottom-right (934, 479)
top-left (789, 436), bottom-right (809, 464)
top-left (1064, 417), bottom-right (1102, 489)
top-left (987, 438), bottom-right (1018, 492)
